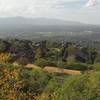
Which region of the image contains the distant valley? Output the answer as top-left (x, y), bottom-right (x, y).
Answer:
top-left (0, 17), bottom-right (100, 41)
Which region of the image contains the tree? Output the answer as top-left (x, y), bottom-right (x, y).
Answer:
top-left (35, 40), bottom-right (48, 59)
top-left (9, 39), bottom-right (35, 62)
top-left (90, 50), bottom-right (97, 64)
top-left (61, 42), bottom-right (68, 62)
top-left (0, 53), bottom-right (12, 64)
top-left (0, 40), bottom-right (10, 53)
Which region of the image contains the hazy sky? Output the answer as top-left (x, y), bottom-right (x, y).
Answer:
top-left (0, 0), bottom-right (100, 24)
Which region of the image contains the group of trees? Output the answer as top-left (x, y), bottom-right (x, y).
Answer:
top-left (0, 38), bottom-right (98, 65)
top-left (0, 38), bottom-right (100, 100)
top-left (0, 39), bottom-right (35, 64)
top-left (61, 42), bottom-right (97, 64)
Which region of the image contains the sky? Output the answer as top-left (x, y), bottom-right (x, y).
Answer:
top-left (0, 0), bottom-right (100, 25)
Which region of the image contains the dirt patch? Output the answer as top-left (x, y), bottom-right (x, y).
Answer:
top-left (44, 66), bottom-right (81, 75)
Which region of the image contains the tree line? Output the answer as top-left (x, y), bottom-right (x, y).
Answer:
top-left (0, 38), bottom-right (98, 65)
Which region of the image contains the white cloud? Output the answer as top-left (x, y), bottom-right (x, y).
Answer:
top-left (0, 0), bottom-right (84, 16)
top-left (0, 0), bottom-right (54, 17)
top-left (85, 0), bottom-right (100, 7)
top-left (0, 0), bottom-right (73, 17)
top-left (0, 0), bottom-right (99, 24)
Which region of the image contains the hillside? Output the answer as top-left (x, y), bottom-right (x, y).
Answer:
top-left (0, 38), bottom-right (100, 100)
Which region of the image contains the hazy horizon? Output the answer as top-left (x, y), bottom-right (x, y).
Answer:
top-left (0, 16), bottom-right (99, 26)
top-left (0, 0), bottom-right (100, 25)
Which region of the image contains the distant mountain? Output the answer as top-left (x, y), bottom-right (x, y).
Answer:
top-left (0, 16), bottom-right (82, 26)
top-left (0, 17), bottom-right (100, 33)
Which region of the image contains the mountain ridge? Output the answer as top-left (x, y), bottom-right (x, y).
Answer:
top-left (0, 17), bottom-right (100, 33)
top-left (0, 16), bottom-right (83, 25)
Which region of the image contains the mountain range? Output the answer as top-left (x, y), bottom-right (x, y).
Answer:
top-left (0, 17), bottom-right (100, 33)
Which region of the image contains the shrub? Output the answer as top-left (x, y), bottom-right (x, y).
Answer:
top-left (57, 61), bottom-right (89, 71)
top-left (57, 61), bottom-right (68, 69)
top-left (65, 63), bottom-right (90, 71)
top-left (55, 72), bottom-right (100, 100)
top-left (34, 58), bottom-right (49, 68)
top-left (0, 53), bottom-right (12, 64)
top-left (91, 63), bottom-right (100, 71)
top-left (0, 40), bottom-right (8, 53)
top-left (19, 69), bottom-right (51, 95)
top-left (39, 78), bottom-right (62, 100)
top-left (0, 65), bottom-right (51, 99)
top-left (16, 57), bottom-right (30, 65)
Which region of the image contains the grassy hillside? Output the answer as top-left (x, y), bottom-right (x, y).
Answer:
top-left (0, 64), bottom-right (100, 100)
top-left (0, 39), bottom-right (100, 100)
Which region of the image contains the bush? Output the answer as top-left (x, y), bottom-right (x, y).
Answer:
top-left (0, 40), bottom-right (8, 53)
top-left (39, 78), bottom-right (62, 100)
top-left (0, 65), bottom-right (51, 99)
top-left (65, 63), bottom-right (90, 71)
top-left (91, 63), bottom-right (100, 71)
top-left (57, 61), bottom-right (89, 71)
top-left (55, 72), bottom-right (100, 100)
top-left (0, 53), bottom-right (12, 64)
top-left (57, 61), bottom-right (68, 69)
top-left (34, 58), bottom-right (49, 68)
top-left (19, 69), bottom-right (51, 94)
top-left (16, 57), bottom-right (30, 65)
top-left (0, 65), bottom-right (19, 100)
top-left (34, 59), bottom-right (89, 71)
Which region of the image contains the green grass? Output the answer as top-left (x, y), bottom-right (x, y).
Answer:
top-left (91, 63), bottom-right (100, 71)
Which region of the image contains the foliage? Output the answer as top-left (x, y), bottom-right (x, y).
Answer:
top-left (64, 63), bottom-right (90, 71)
top-left (0, 53), bottom-right (12, 64)
top-left (0, 40), bottom-right (7, 53)
top-left (16, 57), bottom-right (30, 65)
top-left (9, 39), bottom-right (35, 62)
top-left (91, 63), bottom-right (100, 71)
top-left (56, 61), bottom-right (90, 71)
top-left (0, 65), bottom-right (51, 99)
top-left (0, 39), bottom-right (100, 100)
top-left (0, 63), bottom-right (100, 100)
top-left (18, 68), bottom-right (51, 94)
top-left (55, 72), bottom-right (100, 100)
top-left (39, 78), bottom-right (62, 100)
top-left (34, 58), bottom-right (49, 68)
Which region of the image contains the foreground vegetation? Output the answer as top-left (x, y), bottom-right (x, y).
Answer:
top-left (0, 64), bottom-right (100, 100)
top-left (0, 38), bottom-right (100, 99)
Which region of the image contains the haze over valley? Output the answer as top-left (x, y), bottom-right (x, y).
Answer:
top-left (0, 17), bottom-right (100, 41)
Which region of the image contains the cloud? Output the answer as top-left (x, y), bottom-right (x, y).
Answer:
top-left (85, 0), bottom-right (100, 7)
top-left (0, 0), bottom-right (83, 17)
top-left (0, 0), bottom-right (99, 24)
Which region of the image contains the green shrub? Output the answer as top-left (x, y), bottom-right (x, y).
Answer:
top-left (19, 69), bottom-right (51, 94)
top-left (56, 72), bottom-right (100, 100)
top-left (44, 78), bottom-right (62, 93)
top-left (91, 63), bottom-right (100, 71)
top-left (40, 78), bottom-right (62, 100)
top-left (65, 63), bottom-right (90, 71)
top-left (57, 61), bottom-right (68, 69)
top-left (57, 61), bottom-right (89, 71)
top-left (0, 53), bottom-right (12, 64)
top-left (17, 57), bottom-right (30, 65)
top-left (34, 58), bottom-right (49, 68)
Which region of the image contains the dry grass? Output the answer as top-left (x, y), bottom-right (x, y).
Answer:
top-left (44, 66), bottom-right (81, 75)
top-left (25, 64), bottom-right (42, 70)
top-left (25, 64), bottom-right (81, 75)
